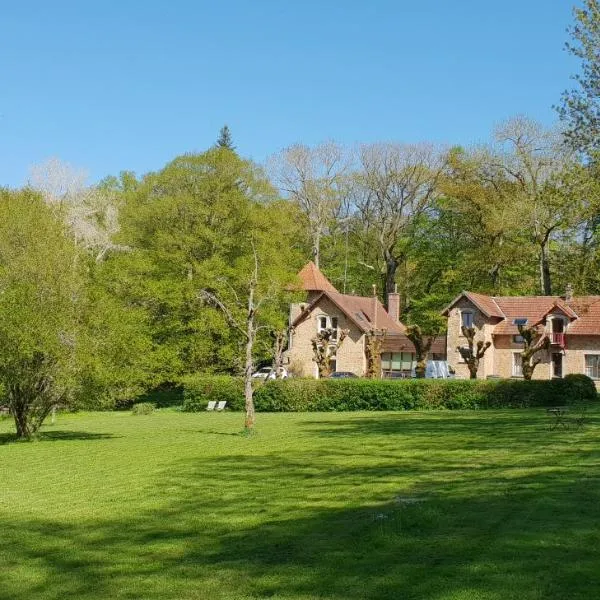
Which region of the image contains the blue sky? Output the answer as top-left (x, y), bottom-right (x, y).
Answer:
top-left (1, 1), bottom-right (578, 187)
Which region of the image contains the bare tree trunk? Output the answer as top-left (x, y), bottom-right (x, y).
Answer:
top-left (383, 254), bottom-right (398, 310)
top-left (539, 241), bottom-right (552, 295)
top-left (244, 287), bottom-right (256, 431)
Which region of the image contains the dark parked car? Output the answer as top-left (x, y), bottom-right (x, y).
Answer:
top-left (329, 371), bottom-right (358, 379)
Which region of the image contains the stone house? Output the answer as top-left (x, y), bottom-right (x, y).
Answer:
top-left (442, 290), bottom-right (600, 386)
top-left (287, 262), bottom-right (446, 378)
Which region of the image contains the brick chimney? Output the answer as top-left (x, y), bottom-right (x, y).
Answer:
top-left (387, 284), bottom-right (400, 323)
top-left (565, 283), bottom-right (574, 303)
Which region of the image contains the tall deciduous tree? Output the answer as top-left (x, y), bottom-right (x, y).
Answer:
top-left (558, 0), bottom-right (600, 155)
top-left (353, 143), bottom-right (445, 308)
top-left (493, 116), bottom-right (585, 295)
top-left (270, 141), bottom-right (349, 268)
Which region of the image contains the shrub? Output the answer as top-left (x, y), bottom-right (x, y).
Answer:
top-left (179, 375), bottom-right (597, 413)
top-left (182, 375), bottom-right (245, 412)
top-left (131, 402), bottom-right (155, 415)
top-left (251, 377), bottom-right (597, 412)
top-left (563, 373), bottom-right (597, 401)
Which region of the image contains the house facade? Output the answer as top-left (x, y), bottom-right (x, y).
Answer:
top-left (443, 290), bottom-right (600, 386)
top-left (287, 262), bottom-right (446, 378)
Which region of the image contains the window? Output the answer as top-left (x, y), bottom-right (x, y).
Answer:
top-left (317, 315), bottom-right (339, 339)
top-left (512, 353), bottom-right (523, 377)
top-left (381, 352), bottom-right (414, 377)
top-left (460, 311), bottom-right (474, 330)
top-left (318, 316), bottom-right (328, 333)
top-left (552, 353), bottom-right (563, 378)
top-left (331, 317), bottom-right (338, 340)
top-left (585, 355), bottom-right (600, 379)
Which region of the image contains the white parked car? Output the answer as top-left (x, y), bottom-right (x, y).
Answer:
top-left (251, 367), bottom-right (288, 380)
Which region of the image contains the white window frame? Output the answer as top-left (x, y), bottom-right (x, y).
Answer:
top-left (316, 315), bottom-right (339, 340)
top-left (512, 351), bottom-right (523, 378)
top-left (584, 352), bottom-right (600, 380)
top-left (459, 309), bottom-right (474, 334)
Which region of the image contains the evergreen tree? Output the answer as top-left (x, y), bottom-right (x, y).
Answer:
top-left (216, 125), bottom-right (235, 150)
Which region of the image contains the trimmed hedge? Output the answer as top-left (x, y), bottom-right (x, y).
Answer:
top-left (181, 375), bottom-right (598, 412)
top-left (182, 375), bottom-right (245, 411)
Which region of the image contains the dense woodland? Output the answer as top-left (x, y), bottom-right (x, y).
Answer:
top-left (2, 2), bottom-right (600, 433)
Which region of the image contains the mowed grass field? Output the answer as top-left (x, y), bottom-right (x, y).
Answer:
top-left (1, 408), bottom-right (600, 600)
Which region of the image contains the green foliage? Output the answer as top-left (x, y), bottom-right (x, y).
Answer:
top-left (563, 373), bottom-right (597, 399)
top-left (558, 0), bottom-right (600, 154)
top-left (216, 124), bottom-right (235, 150)
top-left (250, 378), bottom-right (597, 412)
top-left (117, 149), bottom-right (302, 380)
top-left (0, 188), bottom-right (84, 437)
top-left (181, 375), bottom-right (245, 411)
top-left (131, 402), bottom-right (155, 415)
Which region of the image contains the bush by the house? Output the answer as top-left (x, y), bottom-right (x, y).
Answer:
top-left (182, 375), bottom-right (245, 412)
top-left (180, 374), bottom-right (597, 412)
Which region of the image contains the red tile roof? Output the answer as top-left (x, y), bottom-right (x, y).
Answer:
top-left (292, 289), bottom-right (447, 355)
top-left (295, 261), bottom-right (338, 293)
top-left (448, 292), bottom-right (600, 336)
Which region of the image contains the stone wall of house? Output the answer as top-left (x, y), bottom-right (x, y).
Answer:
top-left (563, 335), bottom-right (600, 389)
top-left (287, 297), bottom-right (366, 378)
top-left (486, 334), bottom-right (600, 387)
top-left (493, 335), bottom-right (551, 380)
top-left (446, 298), bottom-right (493, 379)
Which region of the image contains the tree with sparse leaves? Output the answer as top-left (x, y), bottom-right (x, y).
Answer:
top-left (518, 324), bottom-right (551, 380)
top-left (457, 326), bottom-right (491, 379)
top-left (365, 328), bottom-right (387, 378)
top-left (311, 328), bottom-right (348, 378)
top-left (406, 324), bottom-right (436, 379)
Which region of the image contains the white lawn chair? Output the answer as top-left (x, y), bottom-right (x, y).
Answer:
top-left (206, 401), bottom-right (217, 411)
top-left (215, 401), bottom-right (227, 411)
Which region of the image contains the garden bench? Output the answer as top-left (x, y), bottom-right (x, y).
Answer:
top-left (206, 401), bottom-right (217, 411)
top-left (215, 401), bottom-right (227, 411)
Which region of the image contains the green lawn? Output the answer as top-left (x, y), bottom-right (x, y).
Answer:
top-left (1, 408), bottom-right (599, 600)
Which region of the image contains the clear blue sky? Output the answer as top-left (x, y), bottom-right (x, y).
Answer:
top-left (1, 1), bottom-right (578, 187)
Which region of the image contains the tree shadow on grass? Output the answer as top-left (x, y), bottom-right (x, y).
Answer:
top-left (1, 448), bottom-right (600, 600)
top-left (0, 431), bottom-right (119, 445)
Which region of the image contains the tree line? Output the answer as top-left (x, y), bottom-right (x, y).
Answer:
top-left (2, 2), bottom-right (600, 436)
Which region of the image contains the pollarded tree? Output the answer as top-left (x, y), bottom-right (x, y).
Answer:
top-left (457, 326), bottom-right (491, 379)
top-left (0, 188), bottom-right (84, 438)
top-left (365, 328), bottom-right (387, 378)
top-left (311, 328), bottom-right (349, 378)
top-left (406, 324), bottom-right (437, 379)
top-left (518, 324), bottom-right (551, 380)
